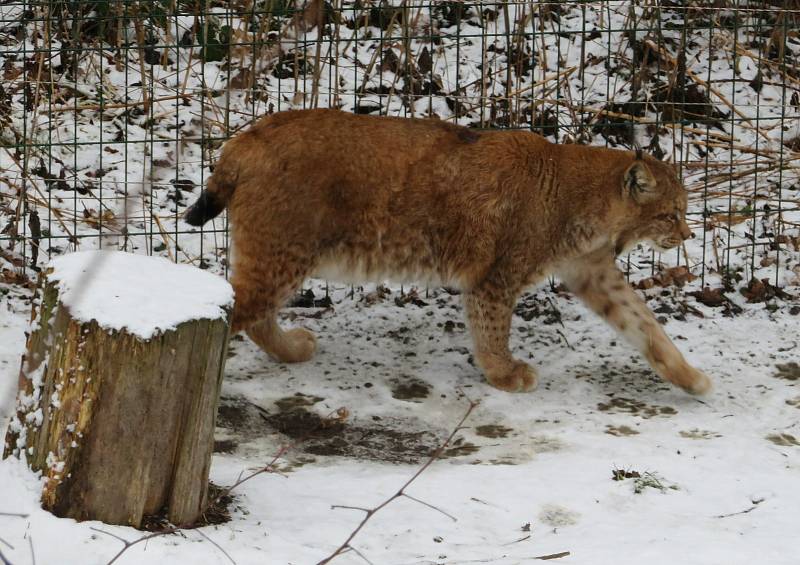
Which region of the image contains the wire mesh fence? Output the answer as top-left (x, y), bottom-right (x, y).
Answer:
top-left (1, 1), bottom-right (799, 301)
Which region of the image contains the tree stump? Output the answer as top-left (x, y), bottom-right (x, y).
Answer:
top-left (3, 251), bottom-right (233, 528)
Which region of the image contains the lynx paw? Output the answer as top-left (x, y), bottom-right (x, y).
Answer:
top-left (486, 362), bottom-right (538, 393)
top-left (665, 365), bottom-right (712, 395)
top-left (279, 327), bottom-right (317, 363)
top-left (682, 367), bottom-right (712, 395)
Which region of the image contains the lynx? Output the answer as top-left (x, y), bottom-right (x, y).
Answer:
top-left (185, 109), bottom-right (711, 395)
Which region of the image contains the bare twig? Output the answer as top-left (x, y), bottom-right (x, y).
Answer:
top-left (26, 536), bottom-right (34, 565)
top-left (48, 94), bottom-right (191, 113)
top-left (93, 526), bottom-right (180, 565)
top-left (501, 534), bottom-right (531, 546)
top-left (347, 546), bottom-right (375, 565)
top-left (715, 498), bottom-right (765, 519)
top-left (316, 400), bottom-right (479, 565)
top-left (0, 506), bottom-right (32, 560)
top-left (0, 506), bottom-right (31, 564)
top-left (534, 551), bottom-right (571, 561)
top-left (194, 529), bottom-right (236, 565)
top-left (401, 493), bottom-right (458, 522)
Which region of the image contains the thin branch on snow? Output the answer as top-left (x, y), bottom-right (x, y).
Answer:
top-left (715, 497), bottom-right (765, 519)
top-left (92, 527), bottom-right (180, 565)
top-left (194, 529), bottom-right (236, 565)
top-left (409, 550), bottom-right (571, 564)
top-left (89, 528), bottom-right (130, 546)
top-left (400, 493), bottom-right (458, 523)
top-left (0, 510), bottom-right (36, 565)
top-left (330, 505), bottom-right (371, 513)
top-left (316, 400), bottom-right (480, 565)
top-left (345, 546), bottom-right (375, 565)
top-left (501, 534), bottom-right (532, 546)
top-left (534, 551), bottom-right (572, 560)
top-left (26, 536), bottom-right (34, 565)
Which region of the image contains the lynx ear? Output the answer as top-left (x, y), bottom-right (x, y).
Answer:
top-left (623, 160), bottom-right (657, 201)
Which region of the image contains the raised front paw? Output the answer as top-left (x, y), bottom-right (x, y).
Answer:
top-left (667, 364), bottom-right (712, 396)
top-left (684, 367), bottom-right (712, 395)
top-left (485, 361), bottom-right (539, 393)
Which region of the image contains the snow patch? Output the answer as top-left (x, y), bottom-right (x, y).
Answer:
top-left (48, 251), bottom-right (234, 340)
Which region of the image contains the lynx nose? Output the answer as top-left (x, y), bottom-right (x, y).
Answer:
top-left (679, 221), bottom-right (693, 240)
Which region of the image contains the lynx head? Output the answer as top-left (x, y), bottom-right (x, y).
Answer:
top-left (615, 151), bottom-right (694, 254)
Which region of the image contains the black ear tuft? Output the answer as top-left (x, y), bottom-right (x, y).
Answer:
top-left (634, 144), bottom-right (643, 160)
top-left (623, 160), bottom-right (657, 200)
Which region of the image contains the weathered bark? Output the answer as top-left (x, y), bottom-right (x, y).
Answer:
top-left (3, 273), bottom-right (231, 528)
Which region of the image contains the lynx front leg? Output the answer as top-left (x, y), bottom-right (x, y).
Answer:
top-left (559, 259), bottom-right (711, 395)
top-left (463, 283), bottom-right (537, 393)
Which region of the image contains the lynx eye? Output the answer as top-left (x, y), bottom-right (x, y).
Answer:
top-left (655, 213), bottom-right (675, 222)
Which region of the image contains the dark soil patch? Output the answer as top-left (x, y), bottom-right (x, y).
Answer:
top-left (217, 396), bottom-right (445, 464)
top-left (264, 407), bottom-right (345, 441)
top-left (605, 425), bottom-right (640, 437)
top-left (217, 398), bottom-right (252, 430)
top-left (775, 362), bottom-right (800, 381)
top-left (612, 469), bottom-right (641, 481)
top-left (139, 482), bottom-right (233, 531)
top-left (202, 483), bottom-right (235, 526)
top-left (213, 439), bottom-right (238, 453)
top-left (514, 293), bottom-right (563, 325)
top-left (275, 393), bottom-right (324, 411)
top-left (679, 429), bottom-right (721, 440)
top-left (475, 424), bottom-right (514, 438)
top-left (391, 377), bottom-right (432, 401)
top-left (288, 288), bottom-right (333, 308)
top-left (443, 438), bottom-right (480, 458)
top-left (597, 396), bottom-right (677, 418)
top-left (766, 433), bottom-right (799, 447)
top-left (265, 407), bottom-right (441, 463)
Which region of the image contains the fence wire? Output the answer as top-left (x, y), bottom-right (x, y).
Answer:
top-left (1, 1), bottom-right (799, 299)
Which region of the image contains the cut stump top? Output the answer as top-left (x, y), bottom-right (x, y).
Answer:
top-left (47, 250), bottom-right (234, 340)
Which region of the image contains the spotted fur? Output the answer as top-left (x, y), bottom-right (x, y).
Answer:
top-left (185, 109), bottom-right (710, 395)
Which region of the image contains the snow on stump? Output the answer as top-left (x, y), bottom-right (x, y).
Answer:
top-left (2, 251), bottom-right (233, 528)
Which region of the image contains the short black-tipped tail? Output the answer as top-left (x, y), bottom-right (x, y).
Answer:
top-left (184, 190), bottom-right (226, 226)
top-left (183, 155), bottom-right (239, 226)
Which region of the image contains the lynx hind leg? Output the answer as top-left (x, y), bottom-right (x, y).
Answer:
top-left (231, 250), bottom-right (317, 364)
top-left (560, 260), bottom-right (711, 395)
top-left (246, 319), bottom-right (317, 364)
top-left (463, 283), bottom-right (538, 393)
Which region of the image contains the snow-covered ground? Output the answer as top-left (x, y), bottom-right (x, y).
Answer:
top-left (1, 277), bottom-right (799, 565)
